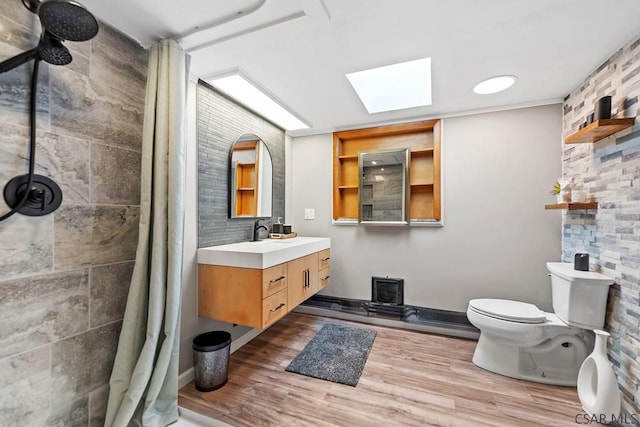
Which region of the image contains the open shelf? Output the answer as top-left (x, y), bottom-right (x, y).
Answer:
top-left (545, 202), bottom-right (598, 210)
top-left (564, 118), bottom-right (635, 144)
top-left (332, 120), bottom-right (441, 222)
top-left (410, 148), bottom-right (434, 157)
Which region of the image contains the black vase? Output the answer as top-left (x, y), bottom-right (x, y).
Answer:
top-left (594, 96), bottom-right (612, 120)
top-left (574, 253), bottom-right (589, 271)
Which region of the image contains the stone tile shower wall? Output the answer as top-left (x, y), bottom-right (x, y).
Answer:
top-left (197, 82), bottom-right (285, 247)
top-left (0, 2), bottom-right (147, 426)
top-left (562, 34), bottom-right (640, 415)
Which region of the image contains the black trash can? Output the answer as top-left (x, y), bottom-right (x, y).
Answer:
top-left (192, 331), bottom-right (231, 391)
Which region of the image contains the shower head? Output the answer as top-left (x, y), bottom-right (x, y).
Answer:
top-left (29, 0), bottom-right (99, 42)
top-left (0, 32), bottom-right (71, 73)
top-left (39, 34), bottom-right (72, 66)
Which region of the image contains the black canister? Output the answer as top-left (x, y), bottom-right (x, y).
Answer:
top-left (272, 223), bottom-right (284, 234)
top-left (594, 96), bottom-right (612, 120)
top-left (574, 253), bottom-right (589, 271)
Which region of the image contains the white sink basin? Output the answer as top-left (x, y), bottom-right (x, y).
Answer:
top-left (197, 236), bottom-right (330, 269)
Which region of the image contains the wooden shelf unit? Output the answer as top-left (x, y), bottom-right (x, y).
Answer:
top-left (235, 162), bottom-right (256, 216)
top-left (332, 120), bottom-right (441, 222)
top-left (564, 118), bottom-right (635, 144)
top-left (545, 202), bottom-right (598, 210)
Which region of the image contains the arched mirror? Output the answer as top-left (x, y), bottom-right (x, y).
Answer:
top-left (229, 134), bottom-right (273, 218)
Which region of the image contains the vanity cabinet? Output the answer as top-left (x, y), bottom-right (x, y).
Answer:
top-left (198, 247), bottom-right (330, 329)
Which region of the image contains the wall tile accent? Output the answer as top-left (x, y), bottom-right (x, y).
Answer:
top-left (0, 214), bottom-right (53, 278)
top-left (51, 321), bottom-right (121, 406)
top-left (0, 44), bottom-right (50, 130)
top-left (0, 346), bottom-right (51, 427)
top-left (38, 131), bottom-right (92, 204)
top-left (47, 396), bottom-right (89, 427)
top-left (90, 261), bottom-right (135, 327)
top-left (197, 82), bottom-right (286, 247)
top-left (89, 385), bottom-right (110, 427)
top-left (54, 205), bottom-right (140, 270)
top-left (562, 32), bottom-right (640, 416)
top-left (91, 143), bottom-right (141, 205)
top-left (0, 2), bottom-right (146, 425)
top-left (0, 269), bottom-right (89, 358)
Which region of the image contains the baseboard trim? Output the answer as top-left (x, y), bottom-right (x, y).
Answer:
top-left (293, 305), bottom-right (479, 340)
top-left (177, 406), bottom-right (233, 427)
top-left (178, 327), bottom-right (265, 389)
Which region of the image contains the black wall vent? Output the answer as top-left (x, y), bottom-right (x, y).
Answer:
top-left (371, 276), bottom-right (404, 305)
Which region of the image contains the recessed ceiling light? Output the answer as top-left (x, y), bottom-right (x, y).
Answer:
top-left (205, 73), bottom-right (309, 131)
top-left (473, 75), bottom-right (517, 94)
top-left (346, 58), bottom-right (432, 114)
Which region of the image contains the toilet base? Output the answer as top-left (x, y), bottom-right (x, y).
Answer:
top-left (472, 333), bottom-right (592, 386)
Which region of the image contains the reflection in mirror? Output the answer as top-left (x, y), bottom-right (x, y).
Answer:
top-left (229, 134), bottom-right (273, 218)
top-left (358, 148), bottom-right (410, 225)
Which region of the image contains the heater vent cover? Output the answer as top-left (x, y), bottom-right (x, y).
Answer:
top-left (371, 276), bottom-right (404, 305)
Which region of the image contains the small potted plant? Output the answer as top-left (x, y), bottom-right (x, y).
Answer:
top-left (551, 178), bottom-right (572, 203)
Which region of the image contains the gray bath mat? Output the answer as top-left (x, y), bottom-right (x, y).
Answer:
top-left (285, 323), bottom-right (376, 386)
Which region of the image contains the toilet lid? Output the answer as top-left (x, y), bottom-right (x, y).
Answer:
top-left (468, 299), bottom-right (547, 324)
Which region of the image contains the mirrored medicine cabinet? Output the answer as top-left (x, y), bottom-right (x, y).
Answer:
top-left (358, 148), bottom-right (410, 225)
top-left (229, 133), bottom-right (273, 218)
top-left (332, 119), bottom-right (442, 224)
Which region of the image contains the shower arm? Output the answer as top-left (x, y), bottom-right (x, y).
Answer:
top-left (0, 47), bottom-right (40, 74)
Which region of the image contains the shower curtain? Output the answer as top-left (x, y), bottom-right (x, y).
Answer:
top-left (105, 39), bottom-right (188, 427)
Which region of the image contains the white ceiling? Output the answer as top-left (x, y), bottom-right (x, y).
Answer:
top-left (80, 0), bottom-right (640, 136)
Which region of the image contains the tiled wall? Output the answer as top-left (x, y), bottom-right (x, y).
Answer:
top-left (0, 2), bottom-right (147, 426)
top-left (562, 34), bottom-right (640, 415)
top-left (197, 82), bottom-right (285, 247)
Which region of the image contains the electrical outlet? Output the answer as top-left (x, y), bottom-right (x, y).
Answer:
top-left (304, 208), bottom-right (315, 220)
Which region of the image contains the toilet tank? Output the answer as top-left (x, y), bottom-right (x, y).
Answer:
top-left (547, 262), bottom-right (614, 329)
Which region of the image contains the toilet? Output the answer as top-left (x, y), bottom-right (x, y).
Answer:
top-left (467, 262), bottom-right (614, 386)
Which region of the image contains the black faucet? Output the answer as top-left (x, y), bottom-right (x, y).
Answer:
top-left (253, 219), bottom-right (269, 241)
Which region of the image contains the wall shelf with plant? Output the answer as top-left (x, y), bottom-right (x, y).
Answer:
top-left (545, 202), bottom-right (598, 210)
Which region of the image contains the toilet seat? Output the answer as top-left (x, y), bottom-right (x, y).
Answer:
top-left (468, 299), bottom-right (546, 324)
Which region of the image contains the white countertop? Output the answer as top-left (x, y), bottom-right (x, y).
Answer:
top-left (197, 236), bottom-right (330, 269)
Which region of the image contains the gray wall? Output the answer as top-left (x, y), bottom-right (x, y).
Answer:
top-left (179, 82), bottom-right (285, 374)
top-left (0, 2), bottom-right (146, 425)
top-left (289, 105), bottom-right (563, 312)
top-left (197, 82), bottom-right (285, 247)
top-left (562, 33), bottom-right (640, 416)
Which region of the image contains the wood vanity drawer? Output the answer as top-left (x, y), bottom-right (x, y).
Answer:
top-left (262, 263), bottom-right (287, 297)
top-left (319, 268), bottom-right (330, 290)
top-left (319, 249), bottom-right (331, 270)
top-left (262, 289), bottom-right (288, 327)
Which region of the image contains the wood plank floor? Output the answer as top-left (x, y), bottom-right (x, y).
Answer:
top-left (179, 313), bottom-right (583, 426)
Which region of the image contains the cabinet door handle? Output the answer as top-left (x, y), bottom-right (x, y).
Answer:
top-left (269, 276), bottom-right (286, 284)
top-left (321, 275), bottom-right (330, 282)
top-left (303, 269), bottom-right (310, 288)
top-left (321, 257), bottom-right (330, 262)
top-left (270, 303), bottom-right (285, 312)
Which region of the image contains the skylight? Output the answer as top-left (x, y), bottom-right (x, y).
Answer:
top-left (205, 73), bottom-right (309, 131)
top-left (346, 58), bottom-right (432, 114)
